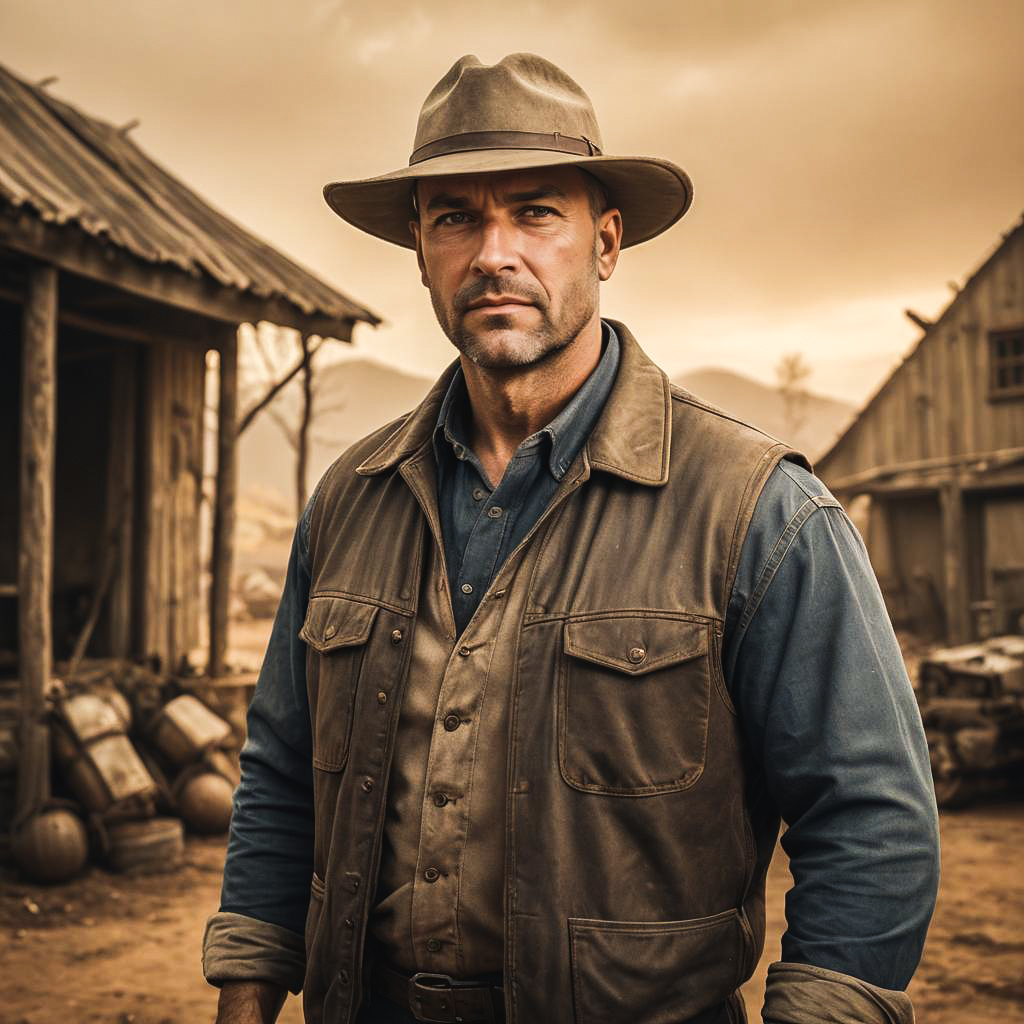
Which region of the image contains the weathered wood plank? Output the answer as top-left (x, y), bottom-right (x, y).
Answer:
top-left (106, 348), bottom-right (135, 658)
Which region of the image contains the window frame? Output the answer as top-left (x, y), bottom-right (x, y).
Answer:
top-left (988, 326), bottom-right (1024, 401)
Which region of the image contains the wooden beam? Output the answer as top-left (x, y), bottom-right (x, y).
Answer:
top-left (17, 262), bottom-right (57, 817)
top-left (1, 213), bottom-right (360, 340)
top-left (209, 328), bottom-right (238, 676)
top-left (0, 283), bottom-right (219, 350)
top-left (939, 479), bottom-right (970, 644)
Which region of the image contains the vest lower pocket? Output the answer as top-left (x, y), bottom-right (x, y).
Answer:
top-left (568, 909), bottom-right (747, 1024)
top-left (301, 594), bottom-right (379, 772)
top-left (558, 614), bottom-right (712, 794)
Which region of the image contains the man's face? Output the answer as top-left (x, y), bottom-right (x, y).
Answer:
top-left (411, 166), bottom-right (621, 371)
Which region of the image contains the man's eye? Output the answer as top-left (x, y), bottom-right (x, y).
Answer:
top-left (522, 206), bottom-right (556, 218)
top-left (436, 211), bottom-right (471, 226)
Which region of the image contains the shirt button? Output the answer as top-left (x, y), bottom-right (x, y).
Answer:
top-left (472, 488), bottom-right (486, 501)
top-left (361, 777), bottom-right (374, 792)
top-left (391, 629), bottom-right (404, 645)
top-left (377, 691), bottom-right (388, 705)
top-left (487, 506), bottom-right (502, 519)
top-left (443, 714), bottom-right (461, 732)
top-left (433, 792), bottom-right (449, 807)
top-left (460, 582), bottom-right (473, 595)
top-left (426, 938), bottom-right (442, 952)
top-left (423, 867), bottom-right (440, 883)
top-left (628, 646), bottom-right (647, 664)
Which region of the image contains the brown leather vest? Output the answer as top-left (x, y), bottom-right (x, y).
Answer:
top-left (299, 322), bottom-right (806, 1024)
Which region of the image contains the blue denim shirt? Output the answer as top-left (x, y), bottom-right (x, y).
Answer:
top-left (218, 325), bottom-right (939, 991)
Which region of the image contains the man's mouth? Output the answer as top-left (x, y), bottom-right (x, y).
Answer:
top-left (465, 296), bottom-right (535, 314)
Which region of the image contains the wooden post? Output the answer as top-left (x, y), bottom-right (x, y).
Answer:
top-left (295, 334), bottom-right (313, 519)
top-left (939, 477), bottom-right (970, 644)
top-left (17, 262), bottom-right (57, 820)
top-left (209, 327), bottom-right (238, 677)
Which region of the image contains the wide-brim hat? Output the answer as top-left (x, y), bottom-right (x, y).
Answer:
top-left (323, 53), bottom-right (693, 250)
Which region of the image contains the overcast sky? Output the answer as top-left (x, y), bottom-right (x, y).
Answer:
top-left (5, 0), bottom-right (1023, 402)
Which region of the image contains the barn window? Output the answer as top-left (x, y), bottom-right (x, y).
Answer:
top-left (990, 328), bottom-right (1024, 399)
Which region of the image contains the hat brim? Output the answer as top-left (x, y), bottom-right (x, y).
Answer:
top-left (323, 149), bottom-right (692, 249)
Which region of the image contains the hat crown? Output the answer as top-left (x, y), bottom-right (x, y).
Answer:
top-left (412, 53), bottom-right (604, 161)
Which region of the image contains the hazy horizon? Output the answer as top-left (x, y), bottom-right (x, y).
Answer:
top-left (5, 0), bottom-right (1023, 404)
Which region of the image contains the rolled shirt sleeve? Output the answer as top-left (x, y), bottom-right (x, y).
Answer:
top-left (724, 460), bottom-right (940, 995)
top-left (203, 495), bottom-right (318, 991)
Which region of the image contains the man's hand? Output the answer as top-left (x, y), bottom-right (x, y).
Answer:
top-left (215, 981), bottom-right (287, 1024)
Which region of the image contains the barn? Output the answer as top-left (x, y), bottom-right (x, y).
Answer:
top-left (0, 62), bottom-right (379, 734)
top-left (817, 214), bottom-right (1024, 645)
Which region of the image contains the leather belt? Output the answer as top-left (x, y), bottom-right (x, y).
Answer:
top-left (370, 961), bottom-right (505, 1023)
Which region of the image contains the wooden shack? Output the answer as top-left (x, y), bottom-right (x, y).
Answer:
top-left (0, 62), bottom-right (380, 722)
top-left (817, 214), bottom-right (1024, 644)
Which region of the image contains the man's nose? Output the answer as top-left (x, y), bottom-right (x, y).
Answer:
top-left (470, 218), bottom-right (520, 277)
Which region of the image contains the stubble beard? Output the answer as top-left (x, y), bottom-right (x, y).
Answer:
top-left (430, 252), bottom-right (600, 372)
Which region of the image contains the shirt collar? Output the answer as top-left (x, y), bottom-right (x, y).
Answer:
top-left (431, 321), bottom-right (621, 482)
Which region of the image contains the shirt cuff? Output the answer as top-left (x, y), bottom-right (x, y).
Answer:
top-left (203, 911), bottom-right (306, 995)
top-left (763, 962), bottom-right (915, 1024)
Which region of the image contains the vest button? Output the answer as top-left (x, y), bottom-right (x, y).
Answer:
top-left (377, 691), bottom-right (388, 705)
top-left (628, 646), bottom-right (647, 664)
top-left (443, 714), bottom-right (461, 732)
top-left (433, 792), bottom-right (449, 807)
top-left (361, 777), bottom-right (374, 793)
top-left (391, 629), bottom-right (404, 644)
top-left (423, 867), bottom-right (440, 883)
top-left (338, 969), bottom-right (349, 984)
top-left (458, 645), bottom-right (471, 657)
top-left (426, 938), bottom-right (442, 952)
top-left (344, 917), bottom-right (354, 929)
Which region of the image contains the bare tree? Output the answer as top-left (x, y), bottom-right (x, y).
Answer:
top-left (236, 323), bottom-right (347, 517)
top-left (775, 351), bottom-right (812, 440)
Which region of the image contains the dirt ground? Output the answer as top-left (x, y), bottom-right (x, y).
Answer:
top-left (2, 619), bottom-right (1022, 1022)
top-left (1, 802), bottom-right (1021, 1022)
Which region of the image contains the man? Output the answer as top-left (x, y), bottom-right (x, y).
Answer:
top-left (204, 54), bottom-right (939, 1024)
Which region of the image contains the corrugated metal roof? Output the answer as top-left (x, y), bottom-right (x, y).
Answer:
top-left (0, 63), bottom-right (380, 329)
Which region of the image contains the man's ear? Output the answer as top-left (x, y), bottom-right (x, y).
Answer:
top-left (596, 207), bottom-right (623, 282)
top-left (410, 221), bottom-right (430, 287)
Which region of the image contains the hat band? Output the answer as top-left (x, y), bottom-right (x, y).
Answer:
top-left (409, 129), bottom-right (601, 165)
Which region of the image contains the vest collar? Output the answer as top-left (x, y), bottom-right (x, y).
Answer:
top-left (356, 318), bottom-right (671, 487)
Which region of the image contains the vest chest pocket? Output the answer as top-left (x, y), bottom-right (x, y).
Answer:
top-left (301, 595), bottom-right (379, 772)
top-left (558, 615), bottom-right (712, 795)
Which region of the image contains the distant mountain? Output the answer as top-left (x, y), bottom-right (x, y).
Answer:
top-left (238, 359), bottom-right (855, 517)
top-left (673, 368), bottom-right (855, 462)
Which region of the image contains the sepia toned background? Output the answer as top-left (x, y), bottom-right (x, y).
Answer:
top-left (1, 1), bottom-right (1023, 1022)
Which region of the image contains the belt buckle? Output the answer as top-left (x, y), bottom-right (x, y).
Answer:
top-left (409, 972), bottom-right (490, 1024)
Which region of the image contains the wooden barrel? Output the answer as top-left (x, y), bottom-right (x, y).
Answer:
top-left (52, 695), bottom-right (156, 817)
top-left (175, 771), bottom-right (234, 834)
top-left (148, 695), bottom-right (232, 766)
top-left (104, 817), bottom-right (184, 874)
top-left (11, 806), bottom-right (89, 883)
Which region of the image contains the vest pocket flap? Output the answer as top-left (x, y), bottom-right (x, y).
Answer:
top-left (568, 909), bottom-right (747, 1023)
top-left (301, 596), bottom-right (379, 653)
top-left (564, 616), bottom-right (708, 676)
